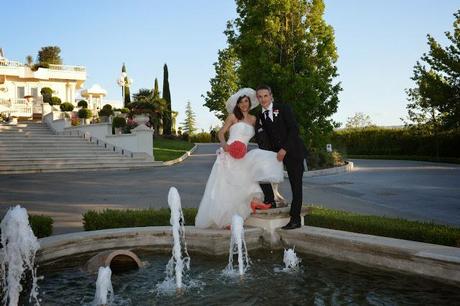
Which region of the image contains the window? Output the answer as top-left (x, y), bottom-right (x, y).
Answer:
top-left (17, 86), bottom-right (25, 98)
top-left (31, 87), bottom-right (38, 97)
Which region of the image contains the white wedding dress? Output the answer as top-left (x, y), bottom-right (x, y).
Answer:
top-left (195, 121), bottom-right (284, 228)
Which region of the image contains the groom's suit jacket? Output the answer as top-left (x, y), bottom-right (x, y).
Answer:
top-left (255, 102), bottom-right (307, 162)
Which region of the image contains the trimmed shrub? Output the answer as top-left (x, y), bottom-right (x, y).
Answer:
top-left (29, 215), bottom-right (53, 238)
top-left (120, 108), bottom-right (129, 114)
top-left (306, 206), bottom-right (460, 247)
top-left (78, 108), bottom-right (92, 119)
top-left (82, 208), bottom-right (198, 231)
top-left (112, 116), bottom-right (126, 128)
top-left (98, 106), bottom-right (114, 117)
top-left (49, 96), bottom-right (61, 106)
top-left (332, 128), bottom-right (460, 158)
top-left (190, 132), bottom-right (212, 143)
top-left (40, 87), bottom-right (53, 96)
top-left (77, 100), bottom-right (88, 108)
top-left (60, 102), bottom-right (74, 112)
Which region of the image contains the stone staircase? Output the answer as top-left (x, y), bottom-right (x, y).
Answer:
top-left (0, 121), bottom-right (160, 174)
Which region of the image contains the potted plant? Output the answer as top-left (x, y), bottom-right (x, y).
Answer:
top-left (78, 108), bottom-right (92, 125)
top-left (77, 100), bottom-right (88, 108)
top-left (112, 116), bottom-right (126, 134)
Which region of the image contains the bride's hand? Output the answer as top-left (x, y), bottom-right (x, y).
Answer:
top-left (222, 144), bottom-right (229, 152)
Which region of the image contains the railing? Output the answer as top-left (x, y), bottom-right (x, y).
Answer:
top-left (58, 128), bottom-right (135, 158)
top-left (0, 59), bottom-right (26, 68)
top-left (0, 98), bottom-right (32, 116)
top-left (48, 64), bottom-right (86, 72)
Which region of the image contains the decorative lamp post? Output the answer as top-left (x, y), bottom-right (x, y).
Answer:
top-left (117, 71), bottom-right (133, 107)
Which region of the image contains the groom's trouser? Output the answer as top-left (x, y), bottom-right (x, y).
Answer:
top-left (260, 156), bottom-right (304, 222)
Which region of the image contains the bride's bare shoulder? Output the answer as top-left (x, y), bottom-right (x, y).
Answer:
top-left (248, 114), bottom-right (257, 126)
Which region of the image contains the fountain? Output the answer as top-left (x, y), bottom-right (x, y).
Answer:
top-left (157, 187), bottom-right (190, 293)
top-left (224, 214), bottom-right (250, 277)
top-left (274, 247), bottom-right (301, 273)
top-left (2, 188), bottom-right (459, 304)
top-left (92, 266), bottom-right (113, 306)
top-left (0, 205), bottom-right (40, 306)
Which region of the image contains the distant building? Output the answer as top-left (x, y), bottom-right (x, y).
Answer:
top-left (0, 48), bottom-right (86, 119)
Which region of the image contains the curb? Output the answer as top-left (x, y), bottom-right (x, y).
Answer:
top-left (161, 144), bottom-right (198, 166)
top-left (284, 161), bottom-right (354, 178)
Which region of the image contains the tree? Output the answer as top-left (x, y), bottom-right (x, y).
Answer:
top-left (153, 78), bottom-right (160, 99)
top-left (405, 10), bottom-right (460, 131)
top-left (131, 88), bottom-right (168, 135)
top-left (40, 87), bottom-right (53, 104)
top-left (26, 55), bottom-right (33, 67)
top-left (121, 63), bottom-right (131, 106)
top-left (345, 112), bottom-right (375, 129)
top-left (203, 47), bottom-right (240, 121)
top-left (181, 100), bottom-right (196, 135)
top-left (162, 64), bottom-right (172, 135)
top-left (37, 46), bottom-right (62, 67)
top-left (223, 0), bottom-right (341, 148)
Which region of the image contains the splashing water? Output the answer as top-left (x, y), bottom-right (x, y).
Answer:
top-left (275, 248), bottom-right (301, 273)
top-left (224, 214), bottom-right (250, 277)
top-left (93, 266), bottom-right (114, 306)
top-left (0, 205), bottom-right (41, 306)
top-left (157, 187), bottom-right (190, 292)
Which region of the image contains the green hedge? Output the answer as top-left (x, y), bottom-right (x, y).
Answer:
top-left (332, 128), bottom-right (460, 158)
top-left (81, 206), bottom-right (460, 247)
top-left (306, 207), bottom-right (460, 247)
top-left (83, 208), bottom-right (198, 231)
top-left (29, 215), bottom-right (53, 238)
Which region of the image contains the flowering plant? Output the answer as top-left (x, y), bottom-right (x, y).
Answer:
top-left (228, 140), bottom-right (247, 159)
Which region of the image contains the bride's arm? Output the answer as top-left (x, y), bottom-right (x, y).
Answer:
top-left (218, 114), bottom-right (236, 151)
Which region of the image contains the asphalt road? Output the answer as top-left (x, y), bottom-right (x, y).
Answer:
top-left (1, 144), bottom-right (459, 234)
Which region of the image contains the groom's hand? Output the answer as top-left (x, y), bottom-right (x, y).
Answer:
top-left (277, 149), bottom-right (286, 161)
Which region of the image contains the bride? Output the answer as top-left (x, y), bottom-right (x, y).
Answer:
top-left (195, 88), bottom-right (284, 229)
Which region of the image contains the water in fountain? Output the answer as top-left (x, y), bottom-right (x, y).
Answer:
top-left (0, 205), bottom-right (41, 306)
top-left (224, 214), bottom-right (250, 277)
top-left (274, 247), bottom-right (301, 273)
top-left (156, 187), bottom-right (191, 293)
top-left (92, 266), bottom-right (113, 306)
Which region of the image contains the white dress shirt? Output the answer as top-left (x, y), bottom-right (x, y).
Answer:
top-left (262, 102), bottom-right (274, 121)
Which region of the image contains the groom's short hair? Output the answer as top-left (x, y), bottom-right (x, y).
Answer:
top-left (256, 84), bottom-right (272, 94)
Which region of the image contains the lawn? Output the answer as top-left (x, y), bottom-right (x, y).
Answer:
top-left (153, 137), bottom-right (195, 161)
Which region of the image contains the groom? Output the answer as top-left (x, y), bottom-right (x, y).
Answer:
top-left (255, 85), bottom-right (307, 230)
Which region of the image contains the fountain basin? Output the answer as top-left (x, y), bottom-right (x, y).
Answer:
top-left (34, 225), bottom-right (460, 287)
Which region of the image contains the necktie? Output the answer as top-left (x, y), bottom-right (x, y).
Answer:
top-left (264, 110), bottom-right (271, 122)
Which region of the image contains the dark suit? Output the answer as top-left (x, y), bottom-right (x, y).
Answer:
top-left (255, 102), bottom-right (307, 222)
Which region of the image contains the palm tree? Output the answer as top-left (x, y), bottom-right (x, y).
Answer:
top-left (130, 89), bottom-right (168, 135)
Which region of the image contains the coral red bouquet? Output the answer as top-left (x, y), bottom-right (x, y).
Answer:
top-left (228, 141), bottom-right (247, 159)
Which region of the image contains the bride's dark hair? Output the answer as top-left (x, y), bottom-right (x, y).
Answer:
top-left (233, 95), bottom-right (251, 120)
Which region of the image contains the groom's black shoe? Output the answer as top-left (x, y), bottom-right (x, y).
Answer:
top-left (281, 218), bottom-right (301, 230)
top-left (263, 200), bottom-right (277, 209)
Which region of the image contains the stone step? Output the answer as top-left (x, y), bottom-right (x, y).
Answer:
top-left (0, 158), bottom-right (153, 167)
top-left (0, 147), bottom-right (113, 153)
top-left (0, 161), bottom-right (161, 174)
top-left (0, 139), bottom-right (92, 145)
top-left (0, 151), bottom-right (124, 158)
top-left (0, 156), bottom-right (147, 164)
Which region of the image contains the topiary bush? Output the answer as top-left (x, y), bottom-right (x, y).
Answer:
top-left (78, 108), bottom-right (92, 119)
top-left (112, 116), bottom-right (126, 128)
top-left (40, 87), bottom-right (53, 96)
top-left (98, 106), bottom-right (114, 117)
top-left (82, 208), bottom-right (198, 231)
top-left (29, 215), bottom-right (53, 238)
top-left (77, 100), bottom-right (88, 108)
top-left (49, 96), bottom-right (62, 106)
top-left (60, 102), bottom-right (74, 112)
top-left (190, 132), bottom-right (212, 143)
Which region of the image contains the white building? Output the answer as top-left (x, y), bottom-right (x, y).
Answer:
top-left (0, 48), bottom-right (86, 119)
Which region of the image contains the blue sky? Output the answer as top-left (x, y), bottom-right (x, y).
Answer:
top-left (3, 0), bottom-right (459, 130)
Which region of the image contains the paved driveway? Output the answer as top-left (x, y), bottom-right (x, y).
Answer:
top-left (0, 144), bottom-right (459, 234)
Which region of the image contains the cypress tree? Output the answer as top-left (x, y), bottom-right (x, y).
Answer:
top-left (153, 78), bottom-right (160, 99)
top-left (122, 63), bottom-right (131, 107)
top-left (162, 64), bottom-right (172, 135)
